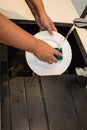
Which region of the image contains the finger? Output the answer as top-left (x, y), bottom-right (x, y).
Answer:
top-left (39, 27), bottom-right (46, 32)
top-left (47, 24), bottom-right (58, 35)
top-left (54, 49), bottom-right (62, 56)
top-left (52, 24), bottom-right (58, 32)
top-left (51, 55), bottom-right (58, 62)
top-left (47, 27), bottom-right (54, 35)
top-left (48, 59), bottom-right (53, 64)
top-left (47, 55), bottom-right (58, 64)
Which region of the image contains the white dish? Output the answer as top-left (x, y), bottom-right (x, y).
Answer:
top-left (25, 31), bottom-right (72, 76)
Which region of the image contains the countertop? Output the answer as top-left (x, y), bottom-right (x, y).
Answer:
top-left (0, 0), bottom-right (87, 54)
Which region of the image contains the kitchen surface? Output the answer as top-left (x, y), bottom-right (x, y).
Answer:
top-left (0, 0), bottom-right (87, 130)
top-left (0, 0), bottom-right (87, 54)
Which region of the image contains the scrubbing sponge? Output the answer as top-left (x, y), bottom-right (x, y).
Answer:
top-left (54, 48), bottom-right (63, 61)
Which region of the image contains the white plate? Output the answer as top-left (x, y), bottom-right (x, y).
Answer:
top-left (25, 31), bottom-right (72, 76)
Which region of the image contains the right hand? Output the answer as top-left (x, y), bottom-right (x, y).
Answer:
top-left (33, 39), bottom-right (62, 64)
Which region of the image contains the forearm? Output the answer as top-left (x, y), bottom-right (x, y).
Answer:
top-left (25, 0), bottom-right (46, 19)
top-left (0, 13), bottom-right (37, 52)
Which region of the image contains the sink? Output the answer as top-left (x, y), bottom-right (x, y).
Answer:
top-left (8, 20), bottom-right (86, 76)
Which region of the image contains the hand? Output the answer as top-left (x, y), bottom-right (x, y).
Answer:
top-left (35, 14), bottom-right (57, 35)
top-left (33, 39), bottom-right (62, 64)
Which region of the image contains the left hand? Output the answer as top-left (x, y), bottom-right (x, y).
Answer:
top-left (35, 14), bottom-right (57, 35)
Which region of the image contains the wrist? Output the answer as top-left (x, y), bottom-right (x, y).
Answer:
top-left (28, 38), bottom-right (38, 54)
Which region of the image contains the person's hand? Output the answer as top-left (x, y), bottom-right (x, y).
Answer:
top-left (35, 14), bottom-right (57, 35)
top-left (33, 39), bottom-right (62, 64)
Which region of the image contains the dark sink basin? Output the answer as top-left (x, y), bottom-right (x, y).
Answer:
top-left (8, 20), bottom-right (86, 76)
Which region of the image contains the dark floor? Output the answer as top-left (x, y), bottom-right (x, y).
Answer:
top-left (1, 74), bottom-right (87, 130)
top-left (1, 45), bottom-right (87, 130)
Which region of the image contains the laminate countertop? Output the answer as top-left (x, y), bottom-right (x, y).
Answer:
top-left (0, 0), bottom-right (87, 54)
